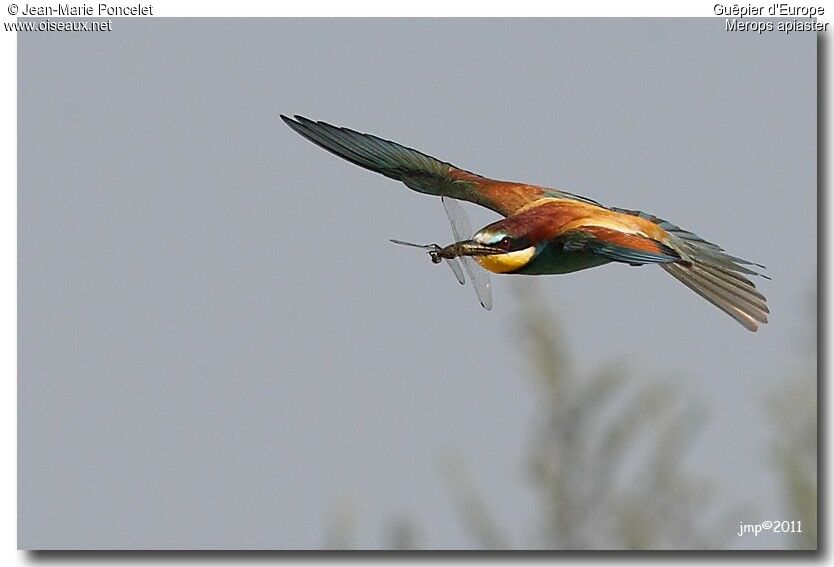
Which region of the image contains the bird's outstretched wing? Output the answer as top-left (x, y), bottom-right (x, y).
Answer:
top-left (281, 115), bottom-right (599, 217)
top-left (561, 225), bottom-right (682, 265)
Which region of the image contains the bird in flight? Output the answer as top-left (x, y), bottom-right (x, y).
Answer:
top-left (281, 115), bottom-right (769, 331)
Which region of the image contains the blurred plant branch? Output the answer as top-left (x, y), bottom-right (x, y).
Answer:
top-left (336, 282), bottom-right (817, 550)
top-left (440, 280), bottom-right (725, 549)
top-left (517, 281), bottom-right (723, 549)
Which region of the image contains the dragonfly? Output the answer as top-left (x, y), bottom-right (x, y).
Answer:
top-left (391, 197), bottom-right (498, 310)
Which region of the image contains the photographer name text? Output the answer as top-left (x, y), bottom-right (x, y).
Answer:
top-left (18, 3), bottom-right (152, 16)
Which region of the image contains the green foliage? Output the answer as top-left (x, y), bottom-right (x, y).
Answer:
top-left (511, 281), bottom-right (723, 549)
top-left (434, 281), bottom-right (725, 549)
top-left (439, 453), bottom-right (510, 549)
top-left (329, 282), bottom-right (817, 550)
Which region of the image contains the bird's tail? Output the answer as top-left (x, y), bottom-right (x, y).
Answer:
top-left (661, 234), bottom-right (769, 332)
top-left (614, 207), bottom-right (770, 332)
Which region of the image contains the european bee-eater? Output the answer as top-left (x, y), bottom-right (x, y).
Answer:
top-left (281, 115), bottom-right (769, 331)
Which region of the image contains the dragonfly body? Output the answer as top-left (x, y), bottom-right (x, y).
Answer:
top-left (281, 115), bottom-right (769, 331)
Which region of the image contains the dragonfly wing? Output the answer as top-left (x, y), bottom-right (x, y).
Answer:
top-left (461, 256), bottom-right (492, 310)
top-left (441, 197), bottom-right (493, 310)
top-left (445, 257), bottom-right (466, 285)
top-left (441, 196), bottom-right (473, 244)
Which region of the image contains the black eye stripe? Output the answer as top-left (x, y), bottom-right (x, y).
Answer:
top-left (497, 236), bottom-right (513, 250)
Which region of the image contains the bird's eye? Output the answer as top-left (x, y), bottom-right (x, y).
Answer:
top-left (499, 236), bottom-right (512, 249)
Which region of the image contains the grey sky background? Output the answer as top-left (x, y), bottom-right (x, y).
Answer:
top-left (18, 19), bottom-right (815, 549)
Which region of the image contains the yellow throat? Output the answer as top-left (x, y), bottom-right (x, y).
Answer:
top-left (473, 246), bottom-right (537, 274)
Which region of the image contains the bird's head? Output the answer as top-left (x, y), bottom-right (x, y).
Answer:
top-left (469, 223), bottom-right (541, 274)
